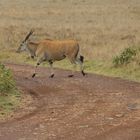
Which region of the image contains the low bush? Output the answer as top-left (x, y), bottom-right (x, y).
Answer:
top-left (0, 63), bottom-right (15, 94)
top-left (113, 47), bottom-right (137, 66)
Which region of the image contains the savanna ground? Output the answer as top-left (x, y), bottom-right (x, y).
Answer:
top-left (0, 0), bottom-right (140, 139)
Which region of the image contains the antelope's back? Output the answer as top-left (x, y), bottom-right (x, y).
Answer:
top-left (36, 39), bottom-right (79, 57)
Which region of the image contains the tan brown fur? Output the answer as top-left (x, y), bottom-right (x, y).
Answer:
top-left (35, 40), bottom-right (79, 62)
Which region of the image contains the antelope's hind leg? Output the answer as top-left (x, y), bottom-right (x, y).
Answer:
top-left (67, 58), bottom-right (77, 77)
top-left (68, 64), bottom-right (76, 77)
top-left (77, 55), bottom-right (86, 76)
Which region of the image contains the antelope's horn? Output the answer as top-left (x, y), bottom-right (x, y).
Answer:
top-left (24, 29), bottom-right (34, 41)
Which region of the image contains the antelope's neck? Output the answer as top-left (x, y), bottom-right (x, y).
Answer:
top-left (28, 42), bottom-right (38, 56)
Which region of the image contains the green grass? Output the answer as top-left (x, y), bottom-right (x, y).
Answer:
top-left (38, 52), bottom-right (134, 82)
top-left (84, 60), bottom-right (140, 82)
top-left (0, 62), bottom-right (21, 119)
top-left (1, 48), bottom-right (140, 82)
top-left (50, 59), bottom-right (140, 82)
top-left (0, 90), bottom-right (21, 118)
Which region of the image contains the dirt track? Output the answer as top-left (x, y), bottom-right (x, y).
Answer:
top-left (0, 63), bottom-right (140, 140)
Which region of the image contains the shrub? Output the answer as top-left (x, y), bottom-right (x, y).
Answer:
top-left (0, 63), bottom-right (15, 94)
top-left (113, 47), bottom-right (137, 66)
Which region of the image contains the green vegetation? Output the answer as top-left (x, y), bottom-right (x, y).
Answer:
top-left (0, 91), bottom-right (20, 118)
top-left (113, 47), bottom-right (137, 66)
top-left (0, 63), bottom-right (15, 93)
top-left (84, 60), bottom-right (140, 82)
top-left (0, 63), bottom-right (21, 118)
top-left (83, 46), bottom-right (140, 82)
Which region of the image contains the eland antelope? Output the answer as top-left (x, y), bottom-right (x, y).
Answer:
top-left (16, 30), bottom-right (86, 78)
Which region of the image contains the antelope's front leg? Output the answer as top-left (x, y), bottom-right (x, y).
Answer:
top-left (32, 57), bottom-right (44, 78)
top-left (32, 63), bottom-right (39, 78)
top-left (49, 60), bottom-right (54, 78)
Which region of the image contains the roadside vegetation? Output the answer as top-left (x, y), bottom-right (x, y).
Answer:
top-left (0, 63), bottom-right (21, 119)
top-left (113, 47), bottom-right (137, 66)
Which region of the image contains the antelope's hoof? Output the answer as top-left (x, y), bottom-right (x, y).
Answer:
top-left (32, 73), bottom-right (36, 78)
top-left (82, 71), bottom-right (86, 76)
top-left (68, 74), bottom-right (74, 78)
top-left (49, 74), bottom-right (54, 78)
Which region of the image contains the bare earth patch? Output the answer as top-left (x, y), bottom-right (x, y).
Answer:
top-left (0, 89), bottom-right (38, 123)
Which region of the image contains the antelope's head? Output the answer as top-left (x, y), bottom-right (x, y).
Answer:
top-left (16, 30), bottom-right (34, 53)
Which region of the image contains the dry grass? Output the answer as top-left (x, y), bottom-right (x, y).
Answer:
top-left (0, 0), bottom-right (140, 57)
top-left (0, 0), bottom-right (140, 81)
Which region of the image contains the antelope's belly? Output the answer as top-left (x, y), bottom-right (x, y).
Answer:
top-left (44, 52), bottom-right (66, 61)
top-left (52, 54), bottom-right (66, 61)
